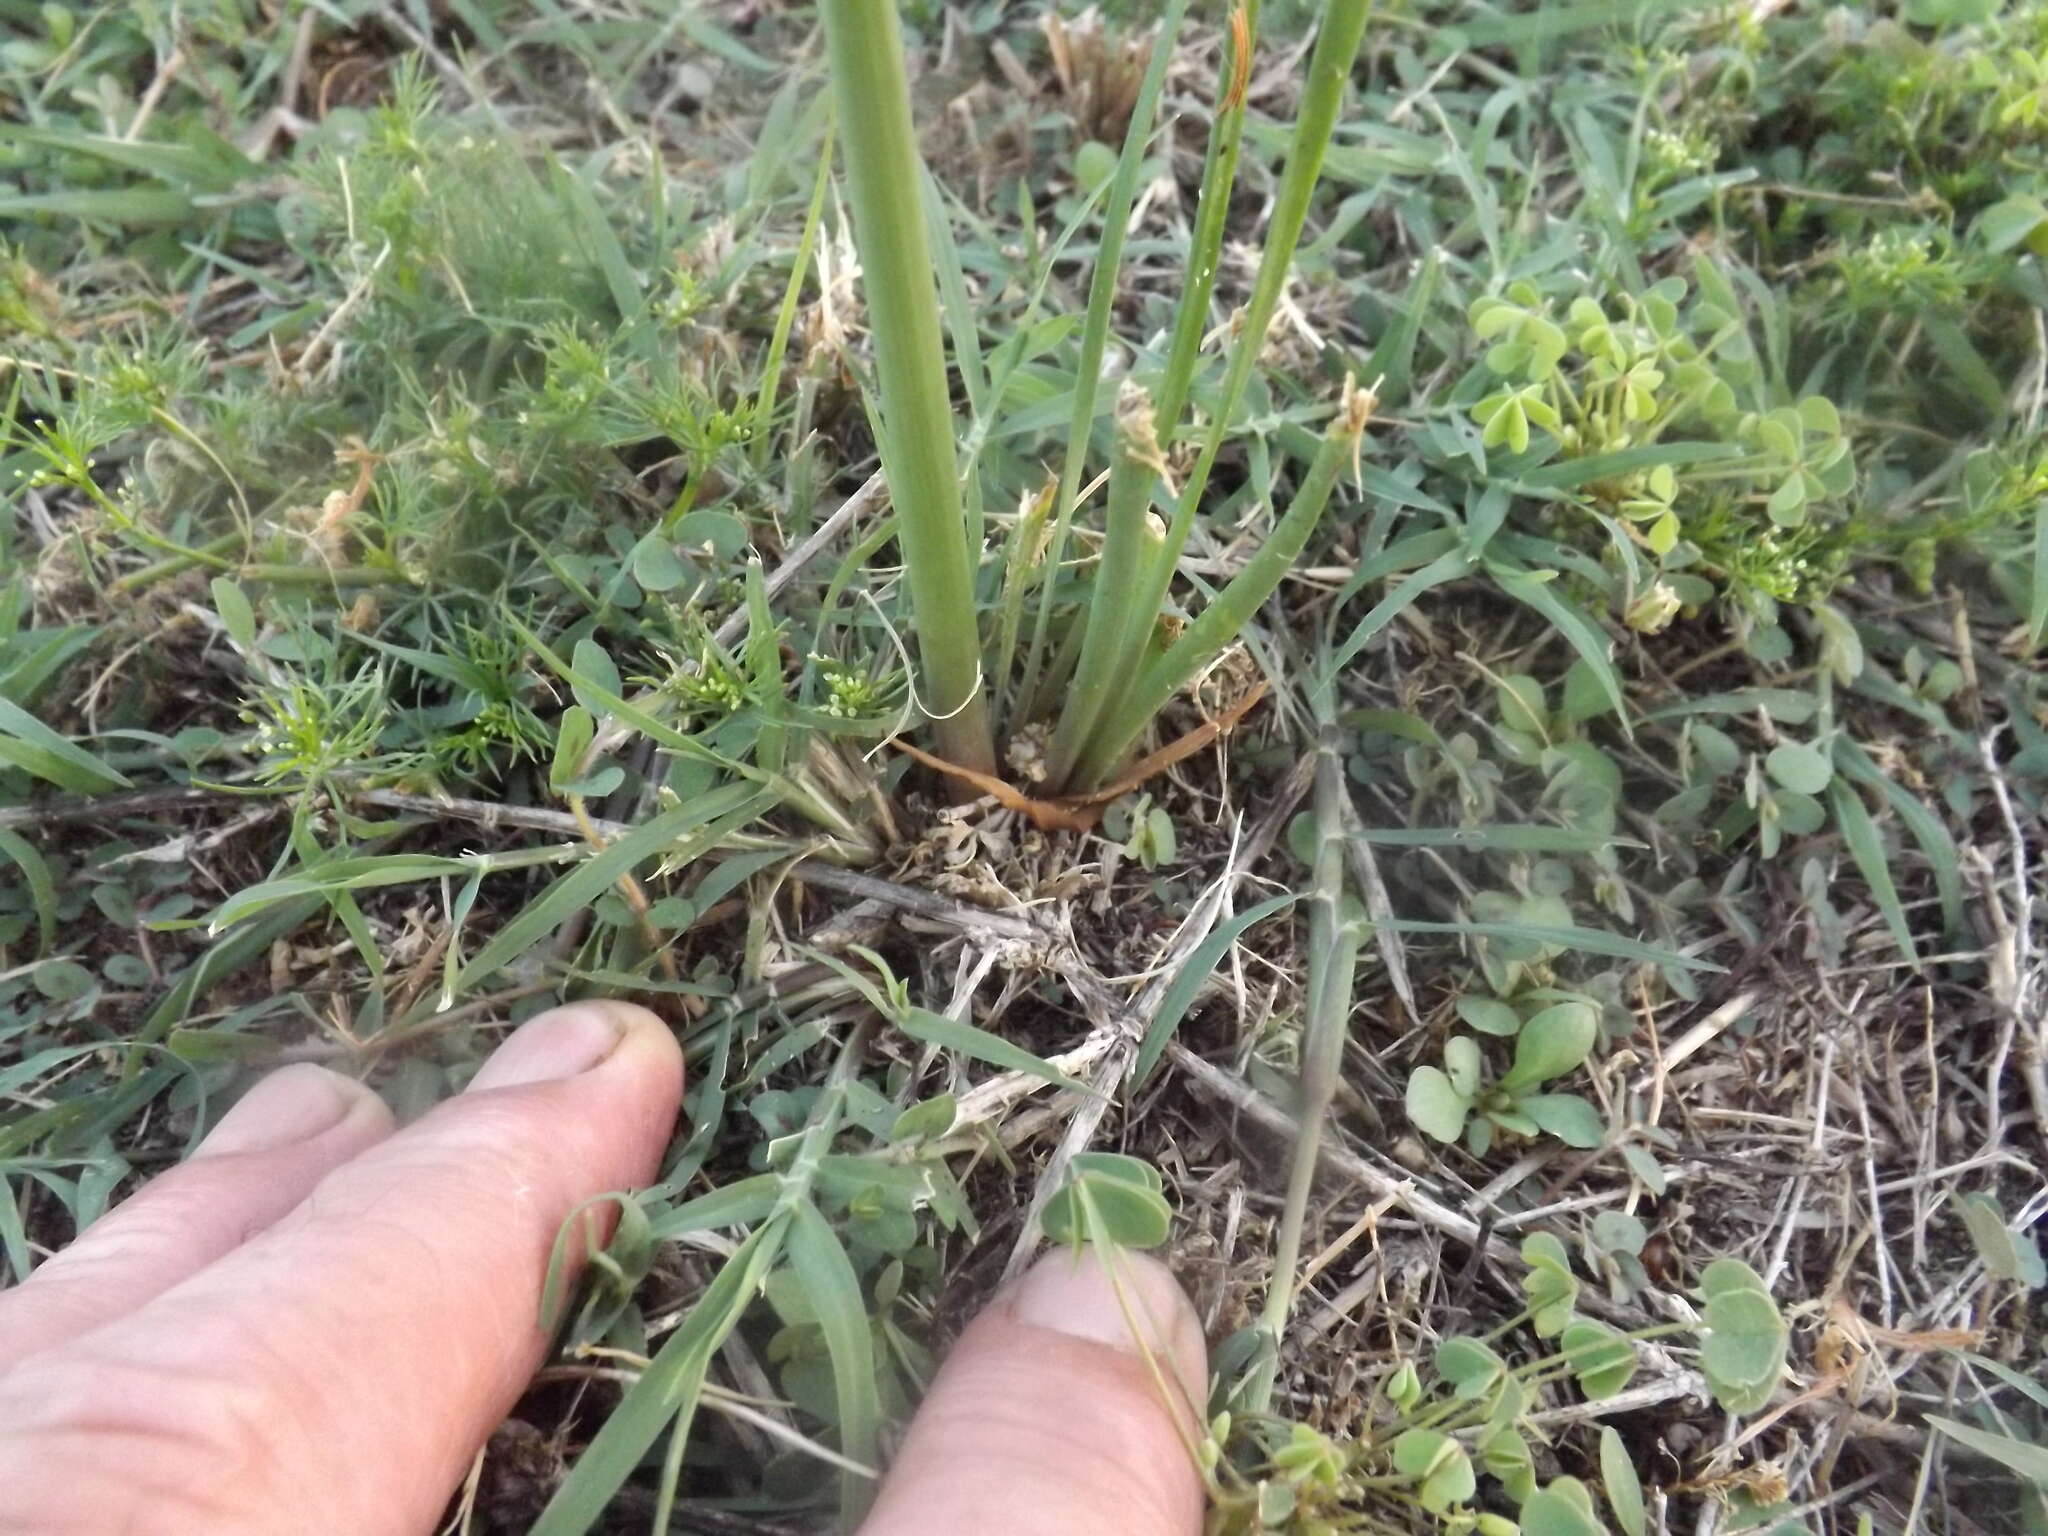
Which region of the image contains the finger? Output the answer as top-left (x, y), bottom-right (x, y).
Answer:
top-left (0, 1064), bottom-right (394, 1371)
top-left (860, 1247), bottom-right (1209, 1536)
top-left (0, 1000), bottom-right (683, 1536)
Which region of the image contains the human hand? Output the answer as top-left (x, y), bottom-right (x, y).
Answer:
top-left (0, 1002), bottom-right (1207, 1535)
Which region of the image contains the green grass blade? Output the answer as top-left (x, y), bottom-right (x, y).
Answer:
top-left (920, 172), bottom-right (988, 421)
top-left (1136, 893), bottom-right (1299, 1085)
top-left (1356, 826), bottom-right (1636, 851)
top-left (1927, 1416), bottom-right (2048, 1486)
top-left (751, 116), bottom-right (835, 472)
top-left (0, 698), bottom-right (131, 793)
top-left (133, 896), bottom-right (329, 1057)
top-left (209, 851), bottom-right (572, 929)
top-left (2032, 493), bottom-right (2048, 652)
top-left (455, 787), bottom-right (772, 992)
top-left (1386, 919), bottom-right (1721, 969)
top-left (1486, 560), bottom-right (1628, 727)
top-left (1827, 779), bottom-right (1918, 965)
top-left (1152, 0), bottom-right (1262, 439)
top-left (532, 1220), bottom-right (788, 1536)
top-left (648, 1173), bottom-right (782, 1240)
top-left (787, 1198), bottom-right (882, 1527)
top-left (898, 1007), bottom-right (1092, 1094)
top-left (1076, 405), bottom-right (1356, 786)
top-left (0, 827), bottom-right (56, 959)
top-left (1047, 449), bottom-right (1166, 787)
top-left (1330, 544), bottom-right (1476, 672)
top-left (1835, 741), bottom-right (1964, 936)
top-left (1360, 249), bottom-right (1442, 404)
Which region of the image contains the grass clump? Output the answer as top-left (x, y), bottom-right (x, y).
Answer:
top-left (4, 2), bottom-right (2048, 1534)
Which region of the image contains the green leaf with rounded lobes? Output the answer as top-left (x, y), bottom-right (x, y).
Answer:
top-left (1796, 395), bottom-right (1841, 437)
top-left (1521, 1477), bottom-right (1605, 1536)
top-left (1522, 1233), bottom-right (1578, 1338)
top-left (1561, 1319), bottom-right (1635, 1399)
top-left (1592, 1212), bottom-right (1648, 1257)
top-left (1041, 1163), bottom-right (1172, 1250)
top-left (1393, 1429), bottom-right (1476, 1513)
top-left (890, 1094), bottom-right (957, 1143)
top-left (1700, 1284), bottom-right (1787, 1412)
top-left (1472, 299), bottom-right (1523, 339)
top-left (1481, 1426), bottom-right (1536, 1504)
top-left (1069, 1151), bottom-right (1164, 1194)
top-left (1765, 474), bottom-right (1807, 526)
top-left (1435, 1335), bottom-right (1507, 1399)
top-left (1979, 194), bottom-right (2048, 255)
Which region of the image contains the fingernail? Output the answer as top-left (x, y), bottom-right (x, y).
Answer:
top-left (467, 1003), bottom-right (632, 1091)
top-left (1009, 1247), bottom-right (1193, 1361)
top-left (195, 1064), bottom-right (367, 1157)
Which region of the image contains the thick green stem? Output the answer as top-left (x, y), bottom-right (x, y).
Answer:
top-left (1046, 402), bottom-right (1168, 789)
top-left (1125, 0), bottom-right (1372, 659)
top-left (819, 0), bottom-right (993, 775)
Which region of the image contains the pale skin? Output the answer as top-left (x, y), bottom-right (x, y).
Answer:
top-left (0, 1002), bottom-right (1208, 1536)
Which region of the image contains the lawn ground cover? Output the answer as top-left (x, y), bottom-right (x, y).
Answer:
top-left (3, 0), bottom-right (2047, 1531)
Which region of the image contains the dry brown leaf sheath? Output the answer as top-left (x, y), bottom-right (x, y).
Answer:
top-left (891, 681), bottom-right (1270, 831)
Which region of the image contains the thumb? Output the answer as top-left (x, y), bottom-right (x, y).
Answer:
top-left (861, 1247), bottom-right (1209, 1536)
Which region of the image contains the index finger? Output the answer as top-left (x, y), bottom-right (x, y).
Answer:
top-left (0, 1001), bottom-right (684, 1536)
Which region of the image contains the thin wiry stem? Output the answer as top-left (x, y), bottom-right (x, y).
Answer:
top-left (1123, 0), bottom-right (1373, 670)
top-left (1017, 0), bottom-right (1192, 725)
top-left (1244, 701), bottom-right (1358, 1416)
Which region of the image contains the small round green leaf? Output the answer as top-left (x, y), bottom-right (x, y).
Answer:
top-left (1765, 742), bottom-right (1833, 796)
top-left (1521, 1477), bottom-right (1604, 1536)
top-left (1445, 1035), bottom-right (1484, 1098)
top-left (1561, 1318), bottom-right (1636, 1399)
top-left (630, 536), bottom-right (688, 593)
top-left (1073, 139), bottom-right (1118, 194)
top-left (33, 959), bottom-right (95, 1001)
top-left (671, 509), bottom-right (750, 560)
top-left (1520, 1092), bottom-right (1607, 1149)
top-left (890, 1094), bottom-right (957, 1144)
top-left (1042, 1157), bottom-right (1172, 1250)
top-left (1393, 1428), bottom-right (1476, 1513)
top-left (1497, 674), bottom-right (1548, 737)
top-left (1592, 1211), bottom-right (1648, 1257)
top-left (1406, 1066), bottom-right (1472, 1143)
top-left (1458, 997), bottom-right (1522, 1037)
top-left (1700, 1284), bottom-right (1787, 1412)
top-left (1434, 1335), bottom-right (1507, 1400)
